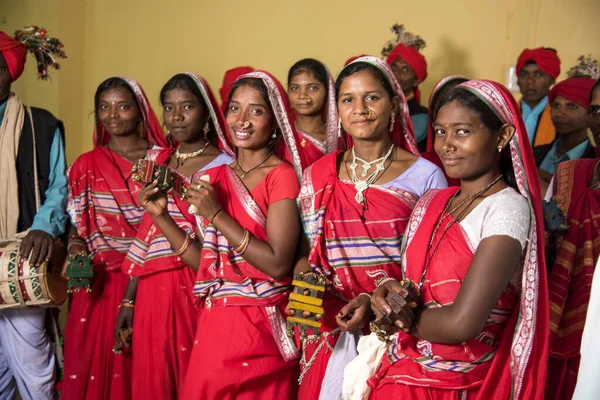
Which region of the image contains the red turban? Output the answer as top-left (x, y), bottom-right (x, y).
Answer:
top-left (516, 47), bottom-right (561, 79)
top-left (219, 66), bottom-right (254, 113)
top-left (386, 43), bottom-right (428, 84)
top-left (386, 43), bottom-right (427, 102)
top-left (0, 31), bottom-right (27, 82)
top-left (549, 77), bottom-right (596, 108)
top-left (344, 54), bottom-right (368, 66)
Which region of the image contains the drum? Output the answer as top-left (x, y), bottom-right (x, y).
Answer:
top-left (0, 240), bottom-right (68, 308)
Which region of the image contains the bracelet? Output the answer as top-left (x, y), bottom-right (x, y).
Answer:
top-left (377, 277), bottom-right (396, 287)
top-left (210, 208), bottom-right (223, 224)
top-left (357, 292), bottom-right (372, 299)
top-left (232, 229), bottom-right (251, 254)
top-left (173, 234), bottom-right (192, 257)
top-left (118, 299), bottom-right (135, 309)
top-left (67, 238), bottom-right (86, 251)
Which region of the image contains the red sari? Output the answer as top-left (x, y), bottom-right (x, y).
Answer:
top-left (295, 65), bottom-right (346, 163)
top-left (62, 77), bottom-right (167, 400)
top-left (546, 158), bottom-right (600, 400)
top-left (297, 152), bottom-right (420, 399)
top-left (368, 80), bottom-right (549, 400)
top-left (296, 56), bottom-right (424, 400)
top-left (121, 148), bottom-right (207, 399)
top-left (182, 164), bottom-right (301, 399)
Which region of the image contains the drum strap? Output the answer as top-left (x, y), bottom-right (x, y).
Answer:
top-left (25, 106), bottom-right (42, 212)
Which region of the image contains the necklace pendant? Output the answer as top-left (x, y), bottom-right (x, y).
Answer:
top-left (240, 173), bottom-right (246, 179)
top-left (354, 181), bottom-right (368, 204)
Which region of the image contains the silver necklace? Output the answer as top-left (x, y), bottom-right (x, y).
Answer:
top-left (349, 144), bottom-right (395, 203)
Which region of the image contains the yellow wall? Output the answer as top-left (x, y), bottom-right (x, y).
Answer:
top-left (2, 0), bottom-right (599, 163)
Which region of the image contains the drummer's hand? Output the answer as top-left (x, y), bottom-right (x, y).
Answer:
top-left (20, 230), bottom-right (54, 267)
top-left (139, 180), bottom-right (169, 219)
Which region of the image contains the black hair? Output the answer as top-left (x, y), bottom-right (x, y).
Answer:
top-left (335, 62), bottom-right (394, 101)
top-left (160, 73), bottom-right (214, 141)
top-left (94, 77), bottom-right (140, 144)
top-left (436, 87), bottom-right (518, 191)
top-left (287, 58), bottom-right (328, 88)
top-left (590, 78), bottom-right (600, 104)
top-left (226, 77), bottom-right (280, 149)
top-left (431, 77), bottom-right (469, 121)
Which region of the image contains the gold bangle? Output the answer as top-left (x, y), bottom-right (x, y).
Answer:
top-left (173, 234), bottom-right (192, 256)
top-left (237, 232), bottom-right (251, 255)
top-left (232, 229), bottom-right (250, 254)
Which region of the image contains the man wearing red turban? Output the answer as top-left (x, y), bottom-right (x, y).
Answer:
top-left (0, 31), bottom-right (67, 400)
top-left (534, 77), bottom-right (596, 185)
top-left (517, 47), bottom-right (561, 147)
top-left (219, 66), bottom-right (254, 113)
top-left (386, 43), bottom-right (428, 150)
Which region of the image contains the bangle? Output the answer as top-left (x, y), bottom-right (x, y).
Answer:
top-left (118, 299), bottom-right (135, 309)
top-left (173, 234), bottom-right (192, 257)
top-left (357, 292), bottom-right (372, 299)
top-left (210, 208), bottom-right (223, 224)
top-left (377, 277), bottom-right (396, 287)
top-left (232, 229), bottom-right (251, 254)
top-left (67, 238), bottom-right (85, 251)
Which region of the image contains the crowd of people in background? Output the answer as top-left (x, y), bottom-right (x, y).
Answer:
top-left (0, 23), bottom-right (599, 400)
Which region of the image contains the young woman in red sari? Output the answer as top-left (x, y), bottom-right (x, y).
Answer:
top-left (544, 78), bottom-right (600, 400)
top-left (181, 71), bottom-right (308, 399)
top-left (421, 75), bottom-right (468, 186)
top-left (288, 58), bottom-right (344, 162)
top-left (62, 77), bottom-right (168, 400)
top-left (293, 56), bottom-right (447, 400)
top-left (114, 73), bottom-right (234, 399)
top-left (365, 80), bottom-right (549, 400)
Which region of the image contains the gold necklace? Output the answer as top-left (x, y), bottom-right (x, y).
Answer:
top-left (175, 140), bottom-right (210, 163)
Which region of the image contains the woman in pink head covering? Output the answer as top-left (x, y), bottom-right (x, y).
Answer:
top-left (114, 72), bottom-right (234, 399)
top-left (181, 70), bottom-right (310, 399)
top-left (63, 76), bottom-right (168, 400)
top-left (365, 80), bottom-right (549, 400)
top-left (287, 58), bottom-right (344, 164)
top-left (292, 56), bottom-right (447, 400)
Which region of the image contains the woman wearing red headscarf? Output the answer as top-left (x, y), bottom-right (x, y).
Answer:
top-left (292, 56), bottom-right (447, 400)
top-left (181, 71), bottom-right (309, 399)
top-left (63, 77), bottom-right (168, 400)
top-left (384, 25), bottom-right (429, 150)
top-left (287, 58), bottom-right (344, 163)
top-left (421, 75), bottom-right (469, 186)
top-left (115, 73), bottom-right (234, 399)
top-left (362, 80), bottom-right (548, 400)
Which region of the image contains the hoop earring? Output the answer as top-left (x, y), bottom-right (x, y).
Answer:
top-left (389, 114), bottom-right (395, 132)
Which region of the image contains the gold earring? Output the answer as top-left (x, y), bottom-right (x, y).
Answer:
top-left (497, 145), bottom-right (503, 153)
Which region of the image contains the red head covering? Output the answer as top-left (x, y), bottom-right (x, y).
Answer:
top-left (0, 31), bottom-right (27, 82)
top-left (549, 77), bottom-right (596, 109)
top-left (516, 47), bottom-right (561, 79)
top-left (219, 66), bottom-right (255, 113)
top-left (344, 54), bottom-right (368, 66)
top-left (94, 77), bottom-right (168, 148)
top-left (458, 80), bottom-right (549, 400)
top-left (386, 43), bottom-right (428, 102)
top-left (178, 72), bottom-right (234, 156)
top-left (233, 70), bottom-right (311, 178)
top-left (341, 56), bottom-right (419, 155)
